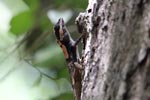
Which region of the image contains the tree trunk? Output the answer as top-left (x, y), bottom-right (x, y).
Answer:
top-left (75, 0), bottom-right (150, 100)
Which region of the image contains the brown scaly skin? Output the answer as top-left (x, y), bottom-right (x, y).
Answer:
top-left (54, 18), bottom-right (83, 100)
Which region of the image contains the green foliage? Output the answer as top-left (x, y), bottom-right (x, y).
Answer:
top-left (57, 68), bottom-right (69, 80)
top-left (54, 0), bottom-right (88, 9)
top-left (0, 0), bottom-right (88, 99)
top-left (40, 15), bottom-right (53, 31)
top-left (23, 0), bottom-right (39, 12)
top-left (2, 0), bottom-right (28, 15)
top-left (33, 45), bottom-right (66, 68)
top-left (52, 93), bottom-right (73, 100)
top-left (10, 11), bottom-right (34, 35)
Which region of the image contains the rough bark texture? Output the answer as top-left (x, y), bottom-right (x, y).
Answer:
top-left (76, 0), bottom-right (150, 100)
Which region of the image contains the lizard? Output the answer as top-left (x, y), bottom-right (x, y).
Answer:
top-left (54, 18), bottom-right (83, 100)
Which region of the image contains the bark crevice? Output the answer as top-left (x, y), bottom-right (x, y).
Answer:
top-left (76, 0), bottom-right (150, 100)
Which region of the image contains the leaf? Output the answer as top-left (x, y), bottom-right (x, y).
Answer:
top-left (2, 0), bottom-right (29, 15)
top-left (54, 0), bottom-right (88, 9)
top-left (32, 73), bottom-right (42, 87)
top-left (51, 92), bottom-right (73, 100)
top-left (40, 15), bottom-right (53, 31)
top-left (10, 11), bottom-right (34, 35)
top-left (57, 68), bottom-right (69, 79)
top-left (23, 0), bottom-right (39, 11)
top-left (56, 78), bottom-right (72, 93)
top-left (33, 45), bottom-right (66, 68)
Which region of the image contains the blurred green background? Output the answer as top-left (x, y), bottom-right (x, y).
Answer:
top-left (0, 0), bottom-right (87, 100)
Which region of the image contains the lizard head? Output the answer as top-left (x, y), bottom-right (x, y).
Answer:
top-left (54, 18), bottom-right (66, 41)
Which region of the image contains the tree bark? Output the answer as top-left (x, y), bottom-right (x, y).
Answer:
top-left (75, 0), bottom-right (150, 100)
